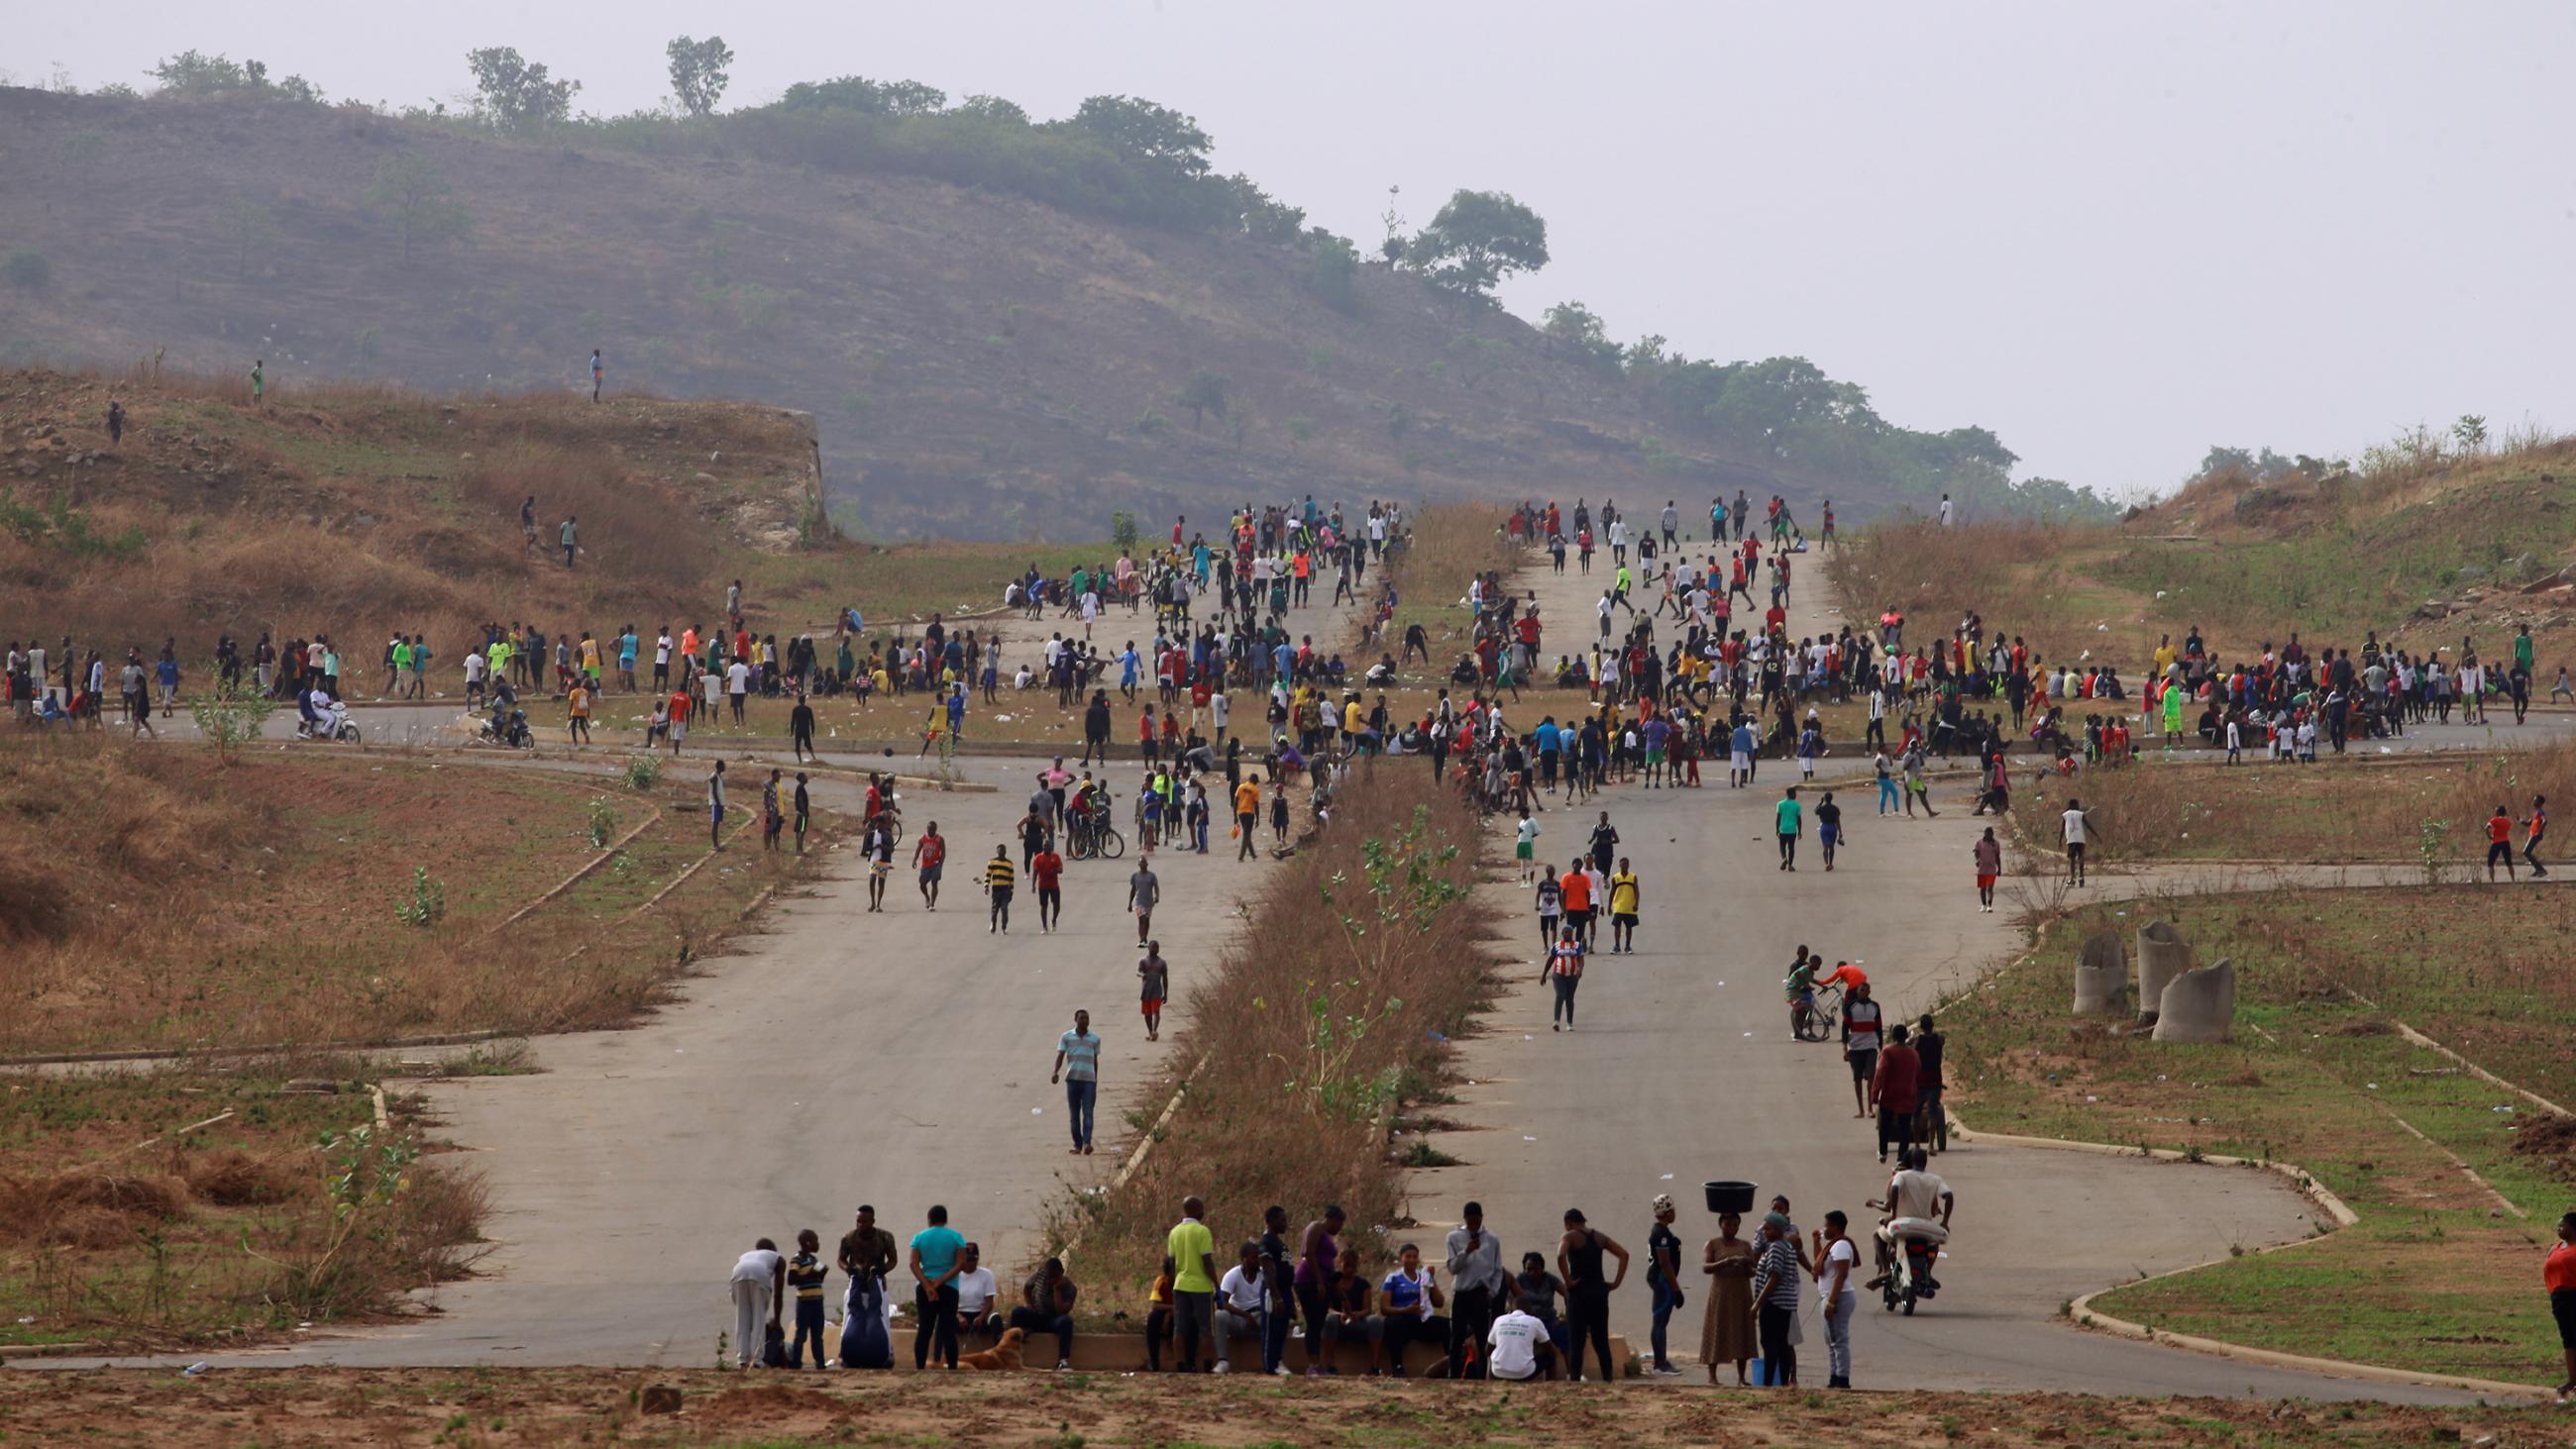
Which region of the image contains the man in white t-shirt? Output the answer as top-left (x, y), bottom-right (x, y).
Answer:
top-left (726, 658), bottom-right (752, 724)
top-left (1486, 1301), bottom-right (1556, 1381)
top-left (953, 1241), bottom-right (1004, 1342)
top-left (1213, 1241), bottom-right (1268, 1373)
top-left (2061, 798), bottom-right (2090, 886)
top-left (728, 1238), bottom-right (785, 1368)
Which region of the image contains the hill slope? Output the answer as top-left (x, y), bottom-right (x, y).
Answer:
top-left (0, 87), bottom-right (1842, 539)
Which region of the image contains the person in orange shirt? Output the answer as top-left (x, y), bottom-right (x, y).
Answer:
top-left (2487, 804), bottom-right (2519, 883)
top-left (665, 685), bottom-right (693, 756)
top-left (1556, 865), bottom-right (1593, 951)
top-left (2548, 1211), bottom-right (2576, 1397)
top-left (1816, 960), bottom-right (1869, 994)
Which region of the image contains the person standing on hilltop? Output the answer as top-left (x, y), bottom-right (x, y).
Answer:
top-left (106, 399), bottom-right (125, 445)
top-left (561, 515), bottom-right (579, 569)
top-left (251, 360), bottom-right (264, 406)
top-left (590, 348), bottom-right (604, 403)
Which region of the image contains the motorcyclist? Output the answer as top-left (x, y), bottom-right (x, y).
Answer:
top-left (296, 685), bottom-right (326, 738)
top-left (486, 677), bottom-right (521, 743)
top-left (1867, 1147), bottom-right (1954, 1290)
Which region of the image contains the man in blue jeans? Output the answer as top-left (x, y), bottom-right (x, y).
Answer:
top-left (1051, 1009), bottom-right (1100, 1155)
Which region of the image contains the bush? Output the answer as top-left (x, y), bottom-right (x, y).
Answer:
top-left (624, 754), bottom-right (664, 790)
top-left (3, 250), bottom-right (52, 292)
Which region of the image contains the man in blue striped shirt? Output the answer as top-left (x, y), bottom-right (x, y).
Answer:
top-left (1050, 1009), bottom-right (1101, 1155)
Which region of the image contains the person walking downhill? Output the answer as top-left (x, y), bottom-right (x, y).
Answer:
top-left (1138, 941), bottom-right (1169, 1042)
top-left (1545, 924), bottom-right (1585, 1032)
top-left (1974, 827), bottom-right (2002, 912)
top-left (984, 845), bottom-right (1016, 932)
top-left (1051, 1009), bottom-right (1100, 1156)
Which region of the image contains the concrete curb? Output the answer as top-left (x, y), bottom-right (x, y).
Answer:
top-left (0, 1030), bottom-right (516, 1071)
top-left (1947, 1115), bottom-right (2357, 1226)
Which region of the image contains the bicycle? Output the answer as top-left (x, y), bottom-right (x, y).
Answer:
top-left (1789, 982), bottom-right (1843, 1042)
top-left (1915, 1090), bottom-right (1949, 1154)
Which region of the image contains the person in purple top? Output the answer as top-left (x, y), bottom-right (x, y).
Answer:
top-left (1295, 1203), bottom-right (1345, 1374)
top-left (1642, 714), bottom-right (1673, 788)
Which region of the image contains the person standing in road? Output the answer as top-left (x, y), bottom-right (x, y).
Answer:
top-left (1555, 1208), bottom-right (1628, 1385)
top-left (1974, 827), bottom-right (2002, 912)
top-left (908, 1205), bottom-right (966, 1371)
top-left (1776, 786), bottom-right (1803, 871)
top-left (1138, 942), bottom-right (1170, 1042)
top-left (1814, 1210), bottom-right (1859, 1389)
top-left (706, 760), bottom-right (727, 849)
top-left (1031, 838), bottom-right (1064, 932)
top-left (1533, 864), bottom-right (1562, 953)
top-left (1051, 1008), bottom-right (1100, 1155)
top-left (1168, 1196), bottom-right (1220, 1373)
top-left (1606, 856), bottom-right (1641, 954)
top-left (1444, 1200), bottom-right (1508, 1380)
top-left (1872, 1023), bottom-right (1921, 1164)
top-left (2061, 797), bottom-right (2091, 885)
top-left (1544, 924), bottom-right (1585, 1032)
top-left (1646, 1194), bottom-right (1685, 1376)
top-left (1843, 981), bottom-right (1884, 1119)
top-left (728, 1237), bottom-right (785, 1369)
top-left (1750, 1211), bottom-right (1801, 1387)
top-left (1127, 854), bottom-right (1161, 944)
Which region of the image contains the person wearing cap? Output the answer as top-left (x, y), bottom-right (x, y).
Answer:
top-left (1443, 1200), bottom-right (1509, 1379)
top-left (1750, 1211), bottom-right (1802, 1386)
top-left (953, 1240), bottom-right (1004, 1342)
top-left (2549, 1211), bottom-right (2576, 1397)
top-left (1646, 1193), bottom-right (1685, 1376)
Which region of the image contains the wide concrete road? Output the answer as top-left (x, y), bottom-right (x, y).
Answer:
top-left (1427, 539), bottom-right (2477, 1400)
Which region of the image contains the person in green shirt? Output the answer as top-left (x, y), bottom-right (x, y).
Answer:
top-left (250, 359), bottom-right (264, 405)
top-left (1167, 1195), bottom-right (1219, 1372)
top-left (1775, 787), bottom-right (1803, 872)
top-left (2160, 678), bottom-right (2185, 752)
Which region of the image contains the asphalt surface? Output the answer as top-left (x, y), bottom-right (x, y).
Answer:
top-left (11, 552), bottom-right (2534, 1397)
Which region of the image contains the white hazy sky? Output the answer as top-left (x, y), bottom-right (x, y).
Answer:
top-left (17, 1), bottom-right (2575, 497)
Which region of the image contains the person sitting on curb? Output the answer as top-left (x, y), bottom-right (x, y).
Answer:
top-left (1011, 1256), bottom-right (1081, 1370)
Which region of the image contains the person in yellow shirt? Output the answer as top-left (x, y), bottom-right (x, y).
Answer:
top-left (1606, 856), bottom-right (1642, 954)
top-left (1167, 1196), bottom-right (1219, 1372)
top-left (1234, 775), bottom-right (1263, 862)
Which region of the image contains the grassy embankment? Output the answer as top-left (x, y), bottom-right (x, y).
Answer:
top-left (1947, 880), bottom-right (2576, 1381)
top-left (0, 737), bottom-right (843, 1349)
top-left (1042, 764), bottom-right (1498, 1303)
top-left (0, 1366), bottom-right (2557, 1446)
top-left (2005, 739), bottom-right (2576, 867)
top-left (1828, 438), bottom-right (2576, 679)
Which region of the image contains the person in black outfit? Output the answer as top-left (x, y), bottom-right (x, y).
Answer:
top-left (1554, 1208), bottom-right (1630, 1384)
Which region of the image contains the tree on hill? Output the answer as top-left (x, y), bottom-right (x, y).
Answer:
top-left (148, 51), bottom-right (323, 103)
top-left (365, 153), bottom-right (474, 264)
top-left (955, 93), bottom-right (1029, 125)
top-left (665, 36), bottom-right (734, 117)
top-left (1408, 189), bottom-right (1549, 299)
top-left (777, 75), bottom-right (946, 115)
top-left (466, 48), bottom-right (581, 134)
top-left (1543, 300), bottom-right (1620, 370)
top-left (1177, 369), bottom-right (1231, 431)
top-left (1067, 96), bottom-right (1213, 177)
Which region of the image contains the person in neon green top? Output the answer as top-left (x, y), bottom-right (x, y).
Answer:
top-left (1775, 786), bottom-right (1803, 872)
top-left (2160, 677), bottom-right (2185, 753)
top-left (1167, 1194), bottom-right (1220, 1372)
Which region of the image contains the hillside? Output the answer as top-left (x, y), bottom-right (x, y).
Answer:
top-left (0, 86), bottom-right (1843, 540)
top-left (0, 366), bottom-right (832, 661)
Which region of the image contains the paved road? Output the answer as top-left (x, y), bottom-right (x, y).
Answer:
top-left (1423, 541), bottom-right (2480, 1400)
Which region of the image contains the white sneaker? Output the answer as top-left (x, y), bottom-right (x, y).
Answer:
top-left (1271, 1366), bottom-right (1292, 1377)
top-left (1215, 1360), bottom-right (1232, 1374)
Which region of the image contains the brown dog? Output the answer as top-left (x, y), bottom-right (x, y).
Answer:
top-left (958, 1325), bottom-right (1026, 1371)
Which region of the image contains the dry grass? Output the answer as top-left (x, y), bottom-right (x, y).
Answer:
top-left (2008, 740), bottom-right (2576, 867)
top-left (1045, 765), bottom-right (1500, 1297)
top-left (0, 737), bottom-right (845, 1053)
top-left (1824, 516), bottom-right (2122, 666)
top-left (1357, 501), bottom-right (1525, 666)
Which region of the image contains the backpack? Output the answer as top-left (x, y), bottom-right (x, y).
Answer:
top-left (840, 1277), bottom-right (893, 1370)
top-left (760, 1320), bottom-right (789, 1369)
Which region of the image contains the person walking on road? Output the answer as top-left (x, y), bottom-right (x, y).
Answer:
top-left (1515, 806), bottom-right (1541, 882)
top-left (1555, 1208), bottom-right (1628, 1384)
top-left (1815, 790), bottom-right (1843, 871)
top-left (1646, 1194), bottom-right (1684, 1376)
top-left (983, 845), bottom-right (1016, 933)
top-left (1031, 838), bottom-right (1064, 931)
top-left (1051, 1008), bottom-right (1100, 1155)
top-left (912, 821), bottom-right (946, 909)
top-left (1814, 1210), bottom-right (1859, 1389)
top-left (1775, 786), bottom-right (1802, 871)
top-left (1138, 942), bottom-right (1170, 1042)
top-left (705, 760), bottom-right (727, 849)
top-left (1843, 980), bottom-right (1883, 1119)
top-left (1128, 854), bottom-right (1161, 943)
top-left (1699, 1210), bottom-right (1758, 1386)
top-left (909, 1205), bottom-right (966, 1371)
top-left (1606, 856), bottom-right (1641, 954)
top-left (1872, 1023), bottom-right (1921, 1164)
top-left (1974, 827), bottom-right (2002, 912)
top-left (1533, 864), bottom-right (1562, 953)
top-left (728, 1237), bottom-right (785, 1369)
top-left (1234, 774), bottom-right (1262, 861)
top-left (1545, 924), bottom-right (1585, 1032)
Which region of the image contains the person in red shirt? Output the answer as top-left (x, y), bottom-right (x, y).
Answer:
top-left (2548, 1211), bottom-right (2576, 1397)
top-left (2527, 794), bottom-right (2550, 880)
top-left (1871, 1023), bottom-right (1921, 1163)
top-left (666, 687), bottom-right (693, 757)
top-left (2488, 804), bottom-right (2519, 882)
top-left (1030, 842), bottom-right (1065, 933)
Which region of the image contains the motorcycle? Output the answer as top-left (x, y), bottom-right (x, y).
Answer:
top-left (1873, 1216), bottom-right (1948, 1315)
top-left (294, 699), bottom-right (362, 744)
top-left (479, 706), bottom-right (535, 750)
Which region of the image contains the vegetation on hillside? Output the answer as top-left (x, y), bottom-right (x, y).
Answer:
top-left (1, 46), bottom-right (2102, 524)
